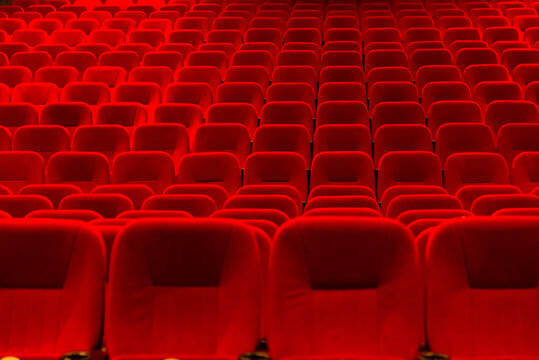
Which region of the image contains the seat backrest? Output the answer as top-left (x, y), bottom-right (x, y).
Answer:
top-left (318, 82), bottom-right (367, 105)
top-left (46, 151), bottom-right (110, 193)
top-left (253, 124), bottom-right (311, 166)
top-left (0, 104), bottom-right (38, 131)
top-left (113, 82), bottom-right (162, 105)
top-left (12, 82), bottom-right (60, 105)
top-left (428, 100), bottom-right (480, 135)
top-left (211, 208), bottom-right (289, 226)
top-left (414, 65), bottom-right (462, 94)
top-left (265, 82), bottom-right (316, 114)
top-left (59, 193), bottom-right (134, 218)
top-left (35, 66), bottom-right (79, 88)
top-left (0, 220), bottom-right (105, 355)
top-left (310, 151), bottom-right (375, 193)
top-left (471, 194), bottom-right (539, 215)
top-left (193, 123), bottom-right (251, 167)
top-left (421, 81), bottom-right (471, 113)
top-left (165, 82), bottom-right (213, 110)
top-left (484, 100), bottom-right (539, 135)
top-left (26, 209), bottom-right (103, 222)
top-left (12, 125), bottom-right (70, 162)
top-left (92, 184), bottom-right (154, 210)
top-left (261, 101), bottom-right (314, 138)
top-left (268, 217), bottom-right (422, 360)
top-left (132, 124), bottom-right (189, 164)
top-left (512, 151), bottom-right (539, 192)
top-left (111, 151), bottom-right (175, 194)
top-left (141, 194), bottom-right (217, 217)
top-left (313, 124), bottom-right (371, 157)
top-left (215, 82), bottom-right (265, 115)
top-left (435, 123), bottom-right (496, 164)
top-left (426, 217), bottom-right (539, 356)
top-left (106, 219), bottom-right (261, 358)
top-left (0, 151), bottom-right (44, 193)
top-left (377, 151), bottom-right (443, 199)
top-left (396, 208), bottom-right (472, 225)
top-left (497, 124), bottom-right (539, 165)
top-left (153, 103), bottom-right (204, 131)
top-left (316, 100), bottom-right (369, 129)
top-left (177, 152), bottom-right (241, 196)
top-left (304, 195), bottom-right (380, 213)
top-left (0, 194), bottom-right (52, 217)
top-left (72, 125), bottom-right (130, 162)
top-left (455, 184), bottom-right (522, 210)
top-left (164, 184), bottom-right (228, 209)
top-left (129, 65), bottom-right (173, 89)
top-left (40, 101), bottom-right (93, 129)
top-left (373, 124), bottom-right (433, 167)
top-left (369, 81), bottom-right (419, 112)
top-left (473, 81), bottom-right (523, 110)
top-left (19, 184), bottom-right (82, 209)
top-left (54, 50), bottom-right (97, 74)
top-left (224, 194), bottom-right (298, 219)
top-left (386, 194), bottom-right (464, 219)
top-left (444, 152), bottom-right (510, 194)
top-left (61, 82), bottom-right (111, 105)
top-left (83, 66), bottom-right (127, 88)
top-left (244, 152), bottom-right (308, 201)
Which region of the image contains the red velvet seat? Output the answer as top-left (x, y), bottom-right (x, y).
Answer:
top-left (253, 125), bottom-right (311, 167)
top-left (46, 151), bottom-right (110, 193)
top-left (62, 82), bottom-right (111, 106)
top-left (0, 220), bottom-right (105, 356)
top-left (435, 123), bottom-right (496, 165)
top-left (224, 194), bottom-right (298, 219)
top-left (268, 217), bottom-right (422, 360)
top-left (55, 51), bottom-right (97, 74)
top-left (165, 83), bottom-right (213, 111)
top-left (261, 101), bottom-right (314, 139)
top-left (304, 195), bottom-right (380, 213)
top-left (211, 208), bottom-right (289, 226)
top-left (378, 151), bottom-right (443, 199)
top-left (132, 124), bottom-right (189, 165)
top-left (25, 208), bottom-right (103, 221)
top-left (0, 194), bottom-right (52, 217)
top-left (112, 151), bottom-right (175, 194)
top-left (386, 194), bottom-right (464, 219)
top-left (12, 125), bottom-right (70, 163)
top-left (59, 193), bottom-right (133, 218)
top-left (18, 184), bottom-right (81, 209)
top-left (512, 152), bottom-right (539, 192)
top-left (484, 100), bottom-right (539, 135)
top-left (215, 82), bottom-right (265, 116)
top-left (310, 151), bottom-right (375, 194)
top-left (35, 66), bottom-right (79, 88)
top-left (12, 82), bottom-right (60, 106)
top-left (444, 153), bottom-right (510, 194)
top-left (177, 152), bottom-right (241, 196)
top-left (244, 152), bottom-right (308, 201)
top-left (427, 100), bottom-right (482, 137)
top-left (141, 194), bottom-right (217, 217)
top-left (106, 219), bottom-right (262, 360)
top-left (456, 184), bottom-right (522, 210)
top-left (426, 217), bottom-right (539, 358)
top-left (193, 123), bottom-right (251, 167)
top-left (0, 151), bottom-right (43, 193)
top-left (83, 66), bottom-right (127, 88)
top-left (374, 124), bottom-right (433, 167)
